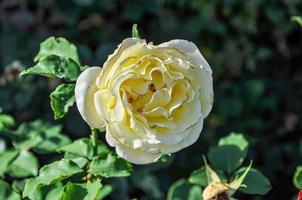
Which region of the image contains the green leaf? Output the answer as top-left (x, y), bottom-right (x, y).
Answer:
top-left (188, 185), bottom-right (203, 200)
top-left (132, 24), bottom-right (140, 38)
top-left (20, 55), bottom-right (81, 82)
top-left (234, 167), bottom-right (271, 195)
top-left (188, 167), bottom-right (207, 187)
top-left (88, 153), bottom-right (132, 178)
top-left (34, 131), bottom-right (71, 154)
top-left (12, 180), bottom-right (26, 194)
top-left (30, 182), bottom-right (63, 200)
top-left (0, 150), bottom-right (19, 176)
top-left (97, 185), bottom-right (113, 200)
top-left (58, 138), bottom-right (109, 160)
top-left (167, 179), bottom-right (202, 200)
top-left (34, 37), bottom-right (80, 65)
top-left (218, 132), bottom-right (249, 157)
top-left (228, 161), bottom-right (252, 196)
top-left (61, 180), bottom-right (102, 200)
top-left (0, 114), bottom-right (15, 127)
top-left (23, 159), bottom-right (83, 197)
top-left (291, 16), bottom-right (302, 26)
top-left (7, 150), bottom-right (39, 178)
top-left (11, 121), bottom-right (70, 153)
top-left (0, 138), bottom-right (6, 153)
top-left (208, 145), bottom-right (244, 174)
top-left (0, 179), bottom-right (21, 200)
top-left (50, 83), bottom-right (75, 119)
top-left (64, 153), bottom-right (88, 168)
top-left (294, 165), bottom-right (302, 189)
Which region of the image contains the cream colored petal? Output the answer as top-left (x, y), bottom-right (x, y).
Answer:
top-left (142, 107), bottom-right (169, 118)
top-left (159, 39), bottom-right (214, 118)
top-left (159, 39), bottom-right (212, 73)
top-left (75, 67), bottom-right (105, 128)
top-left (115, 143), bottom-right (162, 165)
top-left (161, 118), bottom-right (204, 154)
top-left (144, 88), bottom-right (171, 111)
top-left (197, 68), bottom-right (214, 118)
top-left (98, 38), bottom-right (147, 89)
top-left (94, 90), bottom-right (110, 121)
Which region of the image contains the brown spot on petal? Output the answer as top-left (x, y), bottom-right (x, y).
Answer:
top-left (148, 83), bottom-right (156, 92)
top-left (128, 97), bottom-right (134, 103)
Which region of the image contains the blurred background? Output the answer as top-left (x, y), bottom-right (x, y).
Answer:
top-left (0, 0), bottom-right (301, 199)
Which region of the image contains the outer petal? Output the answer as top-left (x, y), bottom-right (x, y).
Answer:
top-left (115, 144), bottom-right (162, 165)
top-left (162, 118), bottom-right (204, 154)
top-left (159, 39), bottom-right (213, 118)
top-left (75, 67), bottom-right (105, 128)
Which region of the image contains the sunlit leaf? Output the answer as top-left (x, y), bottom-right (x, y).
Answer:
top-left (294, 165), bottom-right (302, 189)
top-left (167, 179), bottom-right (202, 200)
top-left (291, 16), bottom-right (302, 26)
top-left (0, 150), bottom-right (19, 176)
top-left (23, 159), bottom-right (82, 197)
top-left (34, 37), bottom-right (80, 65)
top-left (61, 180), bottom-right (102, 200)
top-left (7, 150), bottom-right (39, 178)
top-left (188, 167), bottom-right (208, 187)
top-left (64, 153), bottom-right (88, 168)
top-left (218, 132), bottom-right (249, 157)
top-left (30, 182), bottom-right (63, 200)
top-left (58, 138), bottom-right (109, 160)
top-left (88, 153), bottom-right (132, 178)
top-left (97, 185), bottom-right (113, 200)
top-left (50, 83), bottom-right (75, 119)
top-left (20, 55), bottom-right (81, 82)
top-left (0, 179), bottom-right (21, 200)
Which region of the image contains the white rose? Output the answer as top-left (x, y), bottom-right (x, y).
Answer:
top-left (75, 38), bottom-right (213, 164)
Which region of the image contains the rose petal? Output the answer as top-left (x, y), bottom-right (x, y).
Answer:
top-left (75, 67), bottom-right (105, 128)
top-left (159, 39), bottom-right (214, 118)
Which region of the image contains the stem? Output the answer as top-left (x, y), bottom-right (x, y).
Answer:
top-left (91, 128), bottom-right (98, 147)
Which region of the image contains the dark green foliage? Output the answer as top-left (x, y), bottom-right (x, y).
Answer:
top-left (0, 0), bottom-right (301, 199)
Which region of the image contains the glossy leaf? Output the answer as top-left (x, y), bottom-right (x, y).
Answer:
top-left (218, 132), bottom-right (249, 157)
top-left (20, 55), bottom-right (81, 82)
top-left (97, 185), bottom-right (113, 200)
top-left (0, 150), bottom-right (19, 176)
top-left (11, 121), bottom-right (70, 153)
top-left (50, 83), bottom-right (75, 119)
top-left (64, 153), bottom-right (88, 168)
top-left (188, 167), bottom-right (207, 187)
top-left (30, 182), bottom-right (63, 200)
top-left (167, 179), bottom-right (202, 200)
top-left (88, 153), bottom-right (132, 178)
top-left (291, 16), bottom-right (302, 26)
top-left (23, 159), bottom-right (82, 197)
top-left (294, 166), bottom-right (302, 189)
top-left (61, 180), bottom-right (102, 200)
top-left (58, 138), bottom-right (109, 159)
top-left (0, 179), bottom-right (21, 200)
top-left (208, 145), bottom-right (244, 174)
top-left (34, 37), bottom-right (80, 65)
top-left (0, 138), bottom-right (6, 153)
top-left (0, 114), bottom-right (15, 127)
top-left (234, 167), bottom-right (271, 195)
top-left (7, 150), bottom-right (39, 178)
